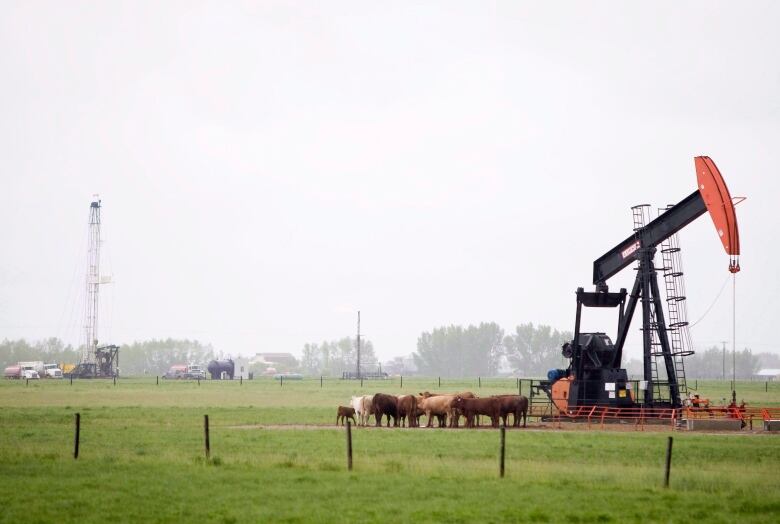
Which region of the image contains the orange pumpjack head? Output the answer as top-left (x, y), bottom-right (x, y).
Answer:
top-left (695, 156), bottom-right (741, 273)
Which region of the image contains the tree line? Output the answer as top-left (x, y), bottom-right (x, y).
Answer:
top-left (412, 322), bottom-right (571, 378)
top-left (0, 338), bottom-right (215, 376)
top-left (299, 337), bottom-right (378, 376)
top-left (411, 323), bottom-right (775, 379)
top-left (1, 334), bottom-right (775, 380)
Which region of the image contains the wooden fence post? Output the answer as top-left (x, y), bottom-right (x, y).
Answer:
top-left (499, 426), bottom-right (506, 478)
top-left (204, 415), bottom-right (210, 459)
top-left (346, 421), bottom-right (353, 471)
top-left (438, 377), bottom-right (441, 387)
top-left (400, 376), bottom-right (403, 388)
top-left (74, 413), bottom-right (81, 459)
top-left (156, 376), bottom-right (159, 385)
top-left (478, 377), bottom-right (481, 388)
top-left (320, 376), bottom-right (323, 388)
top-left (664, 436), bottom-right (673, 487)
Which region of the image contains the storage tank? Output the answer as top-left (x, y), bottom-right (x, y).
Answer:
top-left (207, 359), bottom-right (234, 380)
top-left (4, 366), bottom-right (21, 379)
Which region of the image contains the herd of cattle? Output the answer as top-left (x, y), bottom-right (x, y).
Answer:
top-left (336, 391), bottom-right (529, 428)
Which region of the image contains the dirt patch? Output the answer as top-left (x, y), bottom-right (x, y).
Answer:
top-left (225, 421), bottom-right (771, 435)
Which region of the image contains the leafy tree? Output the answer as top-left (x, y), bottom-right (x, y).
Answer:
top-left (300, 343), bottom-right (320, 375)
top-left (502, 323), bottom-right (571, 377)
top-left (0, 338), bottom-right (79, 369)
top-left (298, 337), bottom-right (376, 376)
top-left (684, 346), bottom-right (760, 379)
top-left (413, 322), bottom-right (504, 377)
top-left (0, 337), bottom-right (215, 376)
top-left (119, 338), bottom-right (215, 375)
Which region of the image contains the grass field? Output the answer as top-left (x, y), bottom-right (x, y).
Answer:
top-left (1, 377), bottom-right (779, 523)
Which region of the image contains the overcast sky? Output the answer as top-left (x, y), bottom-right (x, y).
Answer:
top-left (1, 1), bottom-right (778, 364)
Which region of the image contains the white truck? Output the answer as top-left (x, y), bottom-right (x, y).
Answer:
top-left (43, 363), bottom-right (63, 378)
top-left (18, 361), bottom-right (62, 378)
top-left (18, 363), bottom-right (41, 379)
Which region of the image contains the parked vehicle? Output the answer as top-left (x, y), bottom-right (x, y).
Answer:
top-left (184, 364), bottom-right (205, 379)
top-left (163, 364), bottom-right (188, 379)
top-left (4, 366), bottom-right (21, 379)
top-left (20, 364), bottom-right (40, 379)
top-left (18, 361), bottom-right (45, 375)
top-left (273, 373), bottom-right (303, 380)
top-left (43, 363), bottom-right (63, 378)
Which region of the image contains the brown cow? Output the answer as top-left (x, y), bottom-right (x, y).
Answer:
top-left (396, 395), bottom-right (418, 427)
top-left (495, 395), bottom-right (529, 427)
top-left (417, 394), bottom-right (455, 428)
top-left (451, 396), bottom-right (501, 428)
top-left (336, 405), bottom-right (357, 426)
top-left (419, 391), bottom-right (476, 427)
top-left (412, 396), bottom-right (445, 427)
top-left (373, 393), bottom-right (399, 427)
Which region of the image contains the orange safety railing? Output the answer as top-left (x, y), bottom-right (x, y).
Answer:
top-left (684, 406), bottom-right (745, 420)
top-left (551, 405), bottom-right (680, 430)
top-left (543, 399), bottom-right (780, 430)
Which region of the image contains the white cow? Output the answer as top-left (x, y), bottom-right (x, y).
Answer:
top-left (350, 396), bottom-right (364, 425)
top-left (360, 394), bottom-right (375, 426)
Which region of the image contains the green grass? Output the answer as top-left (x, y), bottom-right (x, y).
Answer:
top-left (1, 378), bottom-right (779, 522)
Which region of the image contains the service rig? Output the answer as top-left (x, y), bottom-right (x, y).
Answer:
top-left (542, 157), bottom-right (741, 411)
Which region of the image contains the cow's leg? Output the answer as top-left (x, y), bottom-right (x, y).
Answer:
top-left (425, 410), bottom-right (433, 428)
top-left (375, 413), bottom-right (382, 427)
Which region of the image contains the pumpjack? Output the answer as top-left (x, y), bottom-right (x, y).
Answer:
top-left (543, 157), bottom-right (741, 411)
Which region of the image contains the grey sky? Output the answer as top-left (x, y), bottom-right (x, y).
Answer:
top-left (1, 1), bottom-right (778, 364)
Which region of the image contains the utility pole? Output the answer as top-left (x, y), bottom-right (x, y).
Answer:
top-left (356, 311), bottom-right (361, 380)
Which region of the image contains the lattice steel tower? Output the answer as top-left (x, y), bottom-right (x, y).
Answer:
top-left (81, 198), bottom-right (102, 365)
